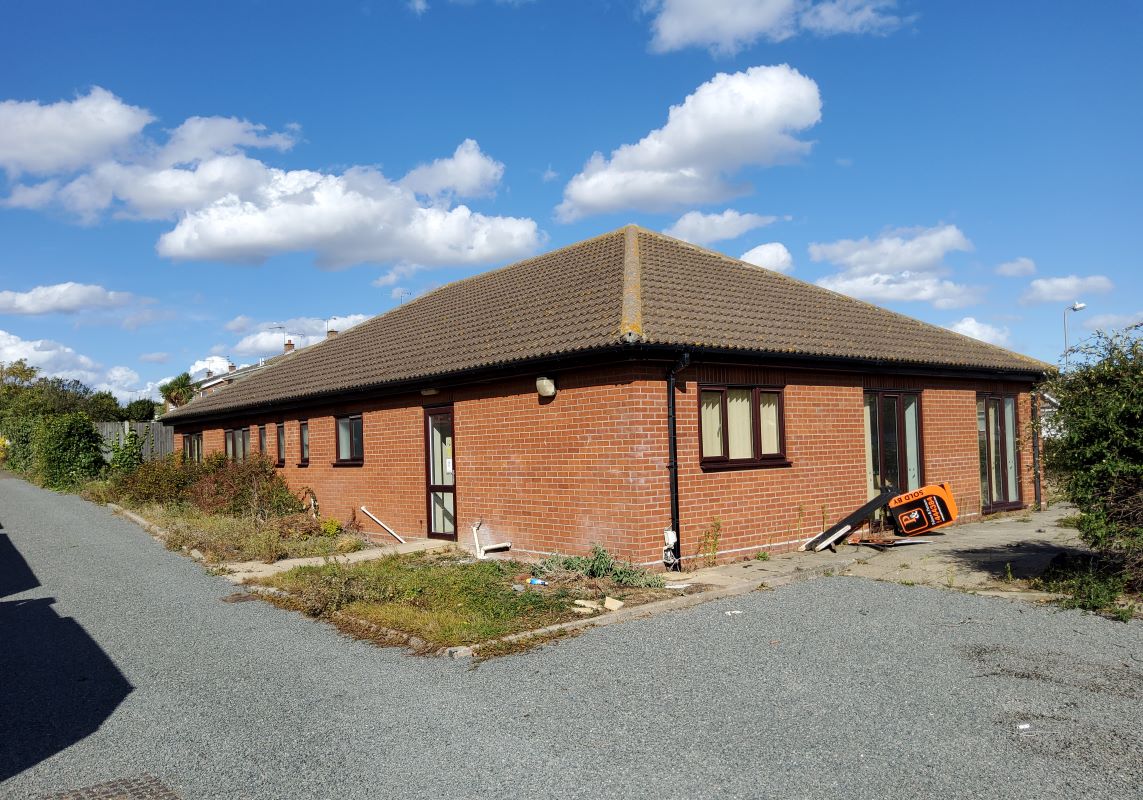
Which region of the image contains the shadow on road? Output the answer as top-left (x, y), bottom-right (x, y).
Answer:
top-left (937, 539), bottom-right (1086, 582)
top-left (0, 531), bottom-right (134, 782)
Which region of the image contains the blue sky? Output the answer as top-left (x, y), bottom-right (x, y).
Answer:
top-left (1, 1), bottom-right (1139, 401)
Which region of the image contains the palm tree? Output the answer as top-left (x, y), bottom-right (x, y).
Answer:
top-left (159, 372), bottom-right (194, 409)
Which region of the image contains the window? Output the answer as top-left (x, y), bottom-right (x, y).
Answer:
top-left (298, 420), bottom-right (309, 466)
top-left (978, 394), bottom-right (1021, 511)
top-left (864, 391), bottom-right (922, 496)
top-left (699, 386), bottom-right (786, 468)
top-left (258, 425), bottom-right (267, 454)
top-left (335, 414), bottom-right (364, 464)
top-left (224, 427), bottom-right (250, 462)
top-left (182, 432), bottom-right (203, 463)
top-left (276, 423), bottom-right (286, 466)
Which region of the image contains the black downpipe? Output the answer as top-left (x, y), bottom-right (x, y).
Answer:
top-left (666, 351), bottom-right (691, 569)
top-left (1031, 391), bottom-right (1043, 510)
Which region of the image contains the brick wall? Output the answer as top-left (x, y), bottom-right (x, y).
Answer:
top-left (173, 361), bottom-right (1036, 568)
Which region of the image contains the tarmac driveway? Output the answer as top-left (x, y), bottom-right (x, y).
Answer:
top-left (1, 474), bottom-right (1141, 799)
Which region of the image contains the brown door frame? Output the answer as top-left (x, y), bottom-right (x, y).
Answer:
top-left (980, 394), bottom-right (1022, 513)
top-left (424, 405), bottom-right (456, 541)
top-left (865, 390), bottom-right (925, 492)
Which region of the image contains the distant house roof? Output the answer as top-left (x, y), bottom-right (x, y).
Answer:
top-left (164, 226), bottom-right (1048, 423)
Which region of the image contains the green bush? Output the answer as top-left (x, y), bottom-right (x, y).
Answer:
top-left (108, 429), bottom-right (144, 475)
top-left (1044, 327), bottom-right (1143, 589)
top-left (33, 413), bottom-right (104, 490)
top-left (185, 454), bottom-right (303, 518)
top-left (113, 452), bottom-right (304, 519)
top-left (0, 414), bottom-right (40, 474)
top-left (113, 453), bottom-right (197, 506)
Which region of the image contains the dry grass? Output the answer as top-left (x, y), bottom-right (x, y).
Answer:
top-left (140, 504), bottom-right (367, 563)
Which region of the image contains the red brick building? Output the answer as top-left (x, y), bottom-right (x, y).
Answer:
top-left (163, 226), bottom-right (1048, 567)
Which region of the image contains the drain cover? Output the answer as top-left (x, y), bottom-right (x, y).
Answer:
top-left (37, 774), bottom-right (180, 799)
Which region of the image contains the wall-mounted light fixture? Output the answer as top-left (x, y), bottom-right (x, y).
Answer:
top-left (536, 376), bottom-right (557, 398)
top-left (420, 387), bottom-right (440, 396)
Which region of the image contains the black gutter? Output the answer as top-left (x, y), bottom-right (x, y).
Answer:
top-left (665, 350), bottom-right (691, 570)
top-left (164, 341), bottom-right (1045, 428)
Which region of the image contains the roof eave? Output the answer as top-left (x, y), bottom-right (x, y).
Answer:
top-left (163, 341), bottom-right (1044, 428)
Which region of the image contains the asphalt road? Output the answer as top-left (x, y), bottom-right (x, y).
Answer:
top-left (2, 474), bottom-right (1141, 799)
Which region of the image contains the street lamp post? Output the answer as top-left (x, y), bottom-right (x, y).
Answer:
top-left (1063, 301), bottom-right (1086, 370)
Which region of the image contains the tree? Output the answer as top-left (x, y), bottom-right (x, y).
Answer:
top-left (85, 391), bottom-right (124, 422)
top-left (123, 398), bottom-right (158, 421)
top-left (1, 359), bottom-right (39, 386)
top-left (159, 373), bottom-right (194, 408)
top-left (1044, 326), bottom-right (1143, 586)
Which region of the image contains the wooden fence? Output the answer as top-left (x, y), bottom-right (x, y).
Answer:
top-left (96, 421), bottom-right (175, 462)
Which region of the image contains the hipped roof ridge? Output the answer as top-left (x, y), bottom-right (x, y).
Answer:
top-left (164, 225), bottom-right (1046, 423)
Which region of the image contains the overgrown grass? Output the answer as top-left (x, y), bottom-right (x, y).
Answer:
top-left (141, 504), bottom-right (365, 563)
top-left (259, 547), bottom-right (681, 653)
top-left (260, 550), bottom-right (581, 648)
top-left (1033, 552), bottom-right (1138, 622)
top-left (532, 544), bottom-right (666, 588)
top-left (1057, 514), bottom-right (1082, 529)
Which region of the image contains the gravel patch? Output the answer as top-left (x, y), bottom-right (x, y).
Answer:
top-left (2, 476), bottom-right (1141, 799)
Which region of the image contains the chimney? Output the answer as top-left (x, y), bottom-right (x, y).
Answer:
top-left (326, 329), bottom-right (338, 339)
top-left (228, 362), bottom-right (236, 373)
top-left (205, 369), bottom-right (214, 379)
top-left (284, 339), bottom-right (295, 353)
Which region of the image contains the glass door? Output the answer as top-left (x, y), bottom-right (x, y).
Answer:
top-left (978, 395), bottom-right (1021, 512)
top-left (425, 407), bottom-right (456, 540)
top-left (864, 391), bottom-right (923, 497)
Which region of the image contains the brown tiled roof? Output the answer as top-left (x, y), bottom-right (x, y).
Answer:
top-left (164, 226), bottom-right (1047, 422)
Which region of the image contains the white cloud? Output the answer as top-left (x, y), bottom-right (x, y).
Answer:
top-left (557, 65), bottom-right (821, 221)
top-left (1083, 311), bottom-right (1143, 331)
top-left (2, 180), bottom-right (59, 209)
top-left (811, 224), bottom-right (981, 309)
top-left (224, 315), bottom-right (254, 333)
top-left (800, 0), bottom-right (904, 35)
top-left (946, 317), bottom-right (1011, 347)
top-left (817, 271), bottom-right (981, 309)
top-left (0, 87), bottom-right (153, 175)
top-left (1020, 275), bottom-right (1114, 304)
top-left (225, 314), bottom-right (370, 358)
top-left (996, 257), bottom-right (1035, 277)
top-left (409, 0), bottom-right (429, 13)
top-left (808, 224), bottom-right (971, 275)
top-left (373, 263), bottom-right (425, 288)
top-left (400, 139), bottom-right (504, 199)
top-left (664, 209), bottom-right (776, 245)
top-left (0, 282), bottom-right (136, 315)
top-left (56, 154), bottom-right (277, 222)
top-left (2, 88), bottom-right (542, 269)
top-left (155, 163), bottom-right (541, 267)
top-left (644, 0), bottom-right (904, 55)
top-left (0, 327), bottom-right (151, 401)
top-left (740, 242), bottom-right (793, 272)
top-left (188, 355), bottom-right (232, 379)
top-left (139, 352), bottom-right (169, 363)
top-left (541, 165), bottom-right (559, 183)
top-left (158, 116), bottom-right (296, 167)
